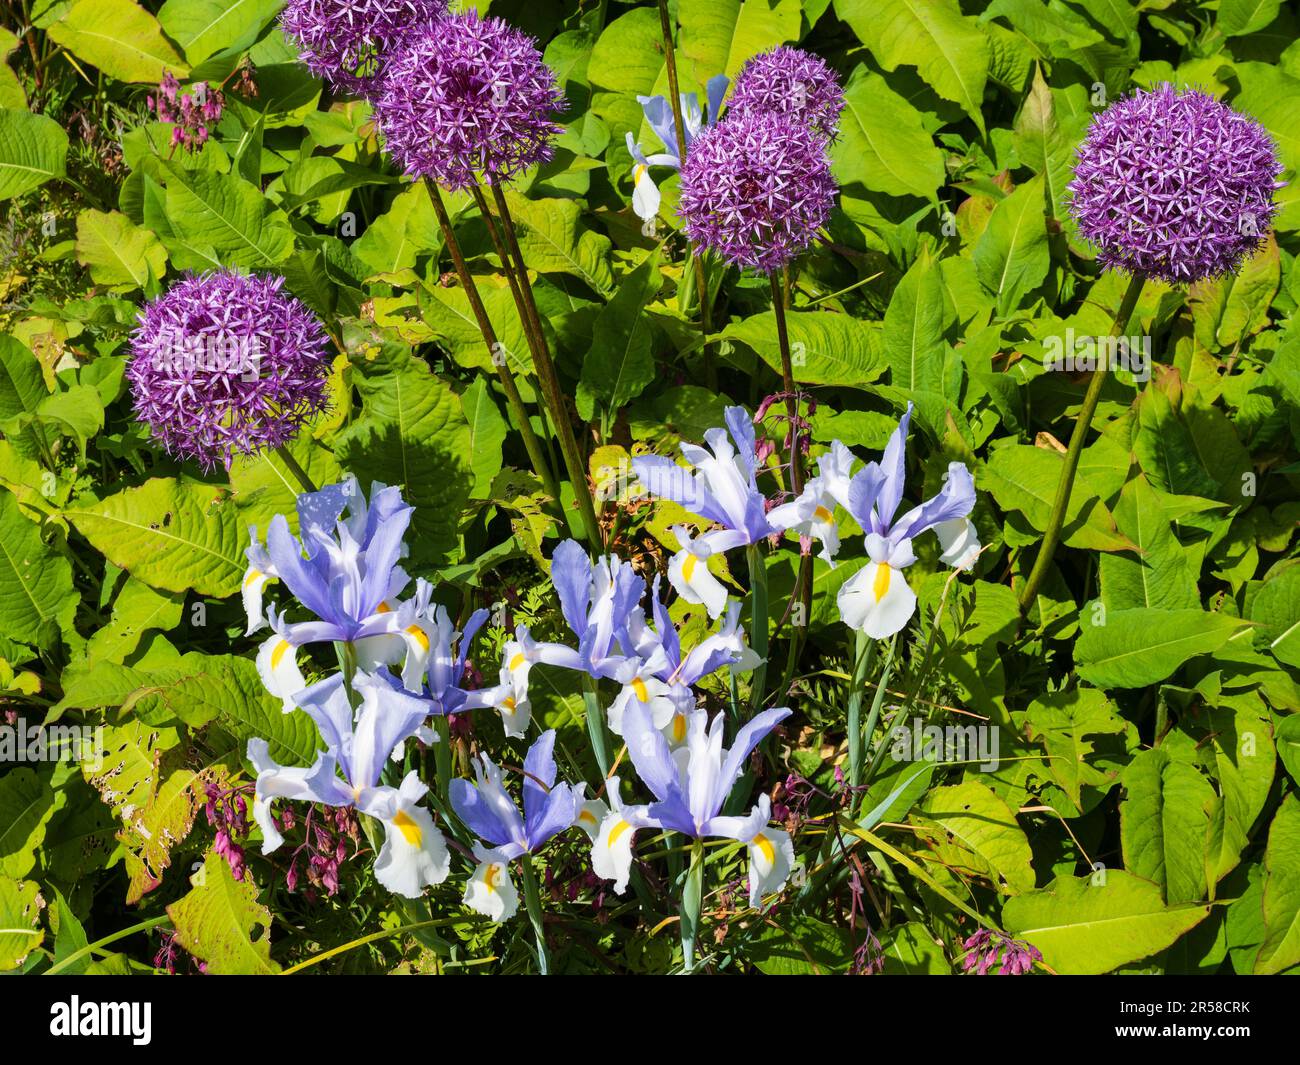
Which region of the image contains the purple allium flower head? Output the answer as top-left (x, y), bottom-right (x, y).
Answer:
top-left (1068, 84), bottom-right (1283, 284)
top-left (279, 0), bottom-right (449, 96)
top-left (726, 46), bottom-right (844, 142)
top-left (128, 271), bottom-right (331, 470)
top-left (372, 11), bottom-right (565, 190)
top-left (679, 111), bottom-right (836, 272)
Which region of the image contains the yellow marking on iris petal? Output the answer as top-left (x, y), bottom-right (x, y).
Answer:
top-left (501, 696), bottom-right (517, 715)
top-left (578, 809), bottom-right (597, 826)
top-left (681, 553), bottom-right (697, 581)
top-left (509, 652), bottom-right (526, 672)
top-left (243, 569), bottom-right (262, 589)
top-left (671, 714), bottom-right (687, 744)
top-left (608, 819), bottom-right (632, 847)
top-left (631, 677), bottom-right (649, 703)
top-left (405, 624), bottom-right (430, 651)
top-left (751, 832), bottom-right (775, 866)
top-left (483, 863), bottom-right (502, 893)
top-left (270, 640), bottom-right (291, 669)
top-left (633, 163), bottom-right (647, 185)
top-left (376, 601), bottom-right (392, 614)
top-left (813, 505), bottom-right (833, 523)
top-left (392, 809), bottom-right (423, 846)
top-left (872, 563), bottom-right (892, 602)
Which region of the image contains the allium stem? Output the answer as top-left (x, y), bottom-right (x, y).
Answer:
top-left (488, 179), bottom-right (602, 550)
top-left (656, 0), bottom-right (716, 390)
top-left (274, 444), bottom-right (317, 495)
top-left (769, 270), bottom-right (803, 494)
top-left (425, 180), bottom-right (565, 524)
top-left (1018, 272), bottom-right (1145, 615)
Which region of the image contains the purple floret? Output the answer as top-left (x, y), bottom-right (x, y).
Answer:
top-left (1068, 84), bottom-right (1283, 283)
top-left (372, 11), bottom-right (565, 190)
top-left (127, 272), bottom-right (332, 470)
top-left (726, 46), bottom-right (845, 142)
top-left (678, 111), bottom-right (837, 272)
top-left (279, 0), bottom-right (449, 96)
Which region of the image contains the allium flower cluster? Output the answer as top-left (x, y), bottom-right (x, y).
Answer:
top-left (127, 271), bottom-right (332, 470)
top-left (148, 73), bottom-right (223, 152)
top-left (1068, 84), bottom-right (1282, 283)
top-left (372, 11), bottom-right (565, 190)
top-left (726, 46), bottom-right (844, 142)
top-left (678, 111), bottom-right (836, 272)
top-left (279, 0), bottom-right (448, 95)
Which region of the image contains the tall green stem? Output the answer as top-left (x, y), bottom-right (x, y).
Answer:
top-left (680, 836), bottom-right (705, 973)
top-left (519, 853), bottom-right (550, 975)
top-left (769, 271), bottom-right (802, 494)
top-left (488, 180), bottom-right (602, 550)
top-left (746, 544), bottom-right (769, 712)
top-left (656, 0), bottom-right (715, 389)
top-left (424, 180), bottom-right (564, 526)
top-left (1018, 273), bottom-right (1145, 614)
top-left (274, 444), bottom-right (316, 494)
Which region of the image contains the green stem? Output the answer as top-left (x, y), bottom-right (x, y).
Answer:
top-left (488, 179), bottom-right (602, 550)
top-left (44, 915), bottom-right (172, 976)
top-left (274, 444), bottom-right (317, 494)
top-left (425, 180), bottom-right (565, 526)
top-left (860, 635), bottom-right (898, 786)
top-left (846, 630), bottom-right (876, 788)
top-left (519, 853), bottom-right (550, 975)
top-left (769, 271), bottom-right (802, 494)
top-left (1018, 273), bottom-right (1145, 614)
top-left (746, 543), bottom-right (769, 712)
top-left (655, 0), bottom-right (715, 390)
top-left (680, 836), bottom-right (705, 973)
top-left (334, 641), bottom-right (360, 711)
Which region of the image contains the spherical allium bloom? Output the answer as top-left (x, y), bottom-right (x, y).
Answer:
top-left (372, 11), bottom-right (565, 190)
top-left (678, 111), bottom-right (836, 272)
top-left (1068, 84), bottom-right (1282, 283)
top-left (279, 0), bottom-right (448, 96)
top-left (128, 272), bottom-right (331, 470)
top-left (726, 46), bottom-right (844, 142)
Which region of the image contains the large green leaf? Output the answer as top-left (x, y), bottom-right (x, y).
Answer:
top-left (720, 309), bottom-right (885, 388)
top-left (678, 0), bottom-right (801, 81)
top-left (974, 176), bottom-right (1050, 314)
top-left (503, 192), bottom-right (613, 295)
top-left (1003, 871), bottom-right (1211, 975)
top-left (1099, 474), bottom-right (1200, 611)
top-left (1257, 793), bottom-right (1300, 974)
top-left (0, 108), bottom-right (68, 201)
top-left (1074, 607), bottom-right (1250, 689)
top-left (168, 851), bottom-right (281, 974)
top-left (836, 0), bottom-right (989, 131)
top-left (0, 878), bottom-right (43, 972)
top-left (0, 491), bottom-right (77, 648)
top-left (981, 443), bottom-right (1135, 552)
top-left (335, 348), bottom-right (474, 562)
top-left (913, 781), bottom-right (1035, 894)
top-left (830, 73), bottom-right (946, 200)
top-left (460, 376), bottom-right (507, 500)
top-left (74, 208), bottom-right (167, 291)
top-left (883, 250), bottom-right (950, 392)
top-left (65, 478), bottom-right (246, 597)
top-left (158, 0), bottom-right (283, 65)
top-left (0, 768), bottom-right (55, 880)
top-left (162, 165), bottom-right (295, 267)
top-left (578, 250), bottom-right (661, 421)
top-left (47, 0), bottom-right (187, 83)
top-left (1120, 747), bottom-right (1215, 905)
